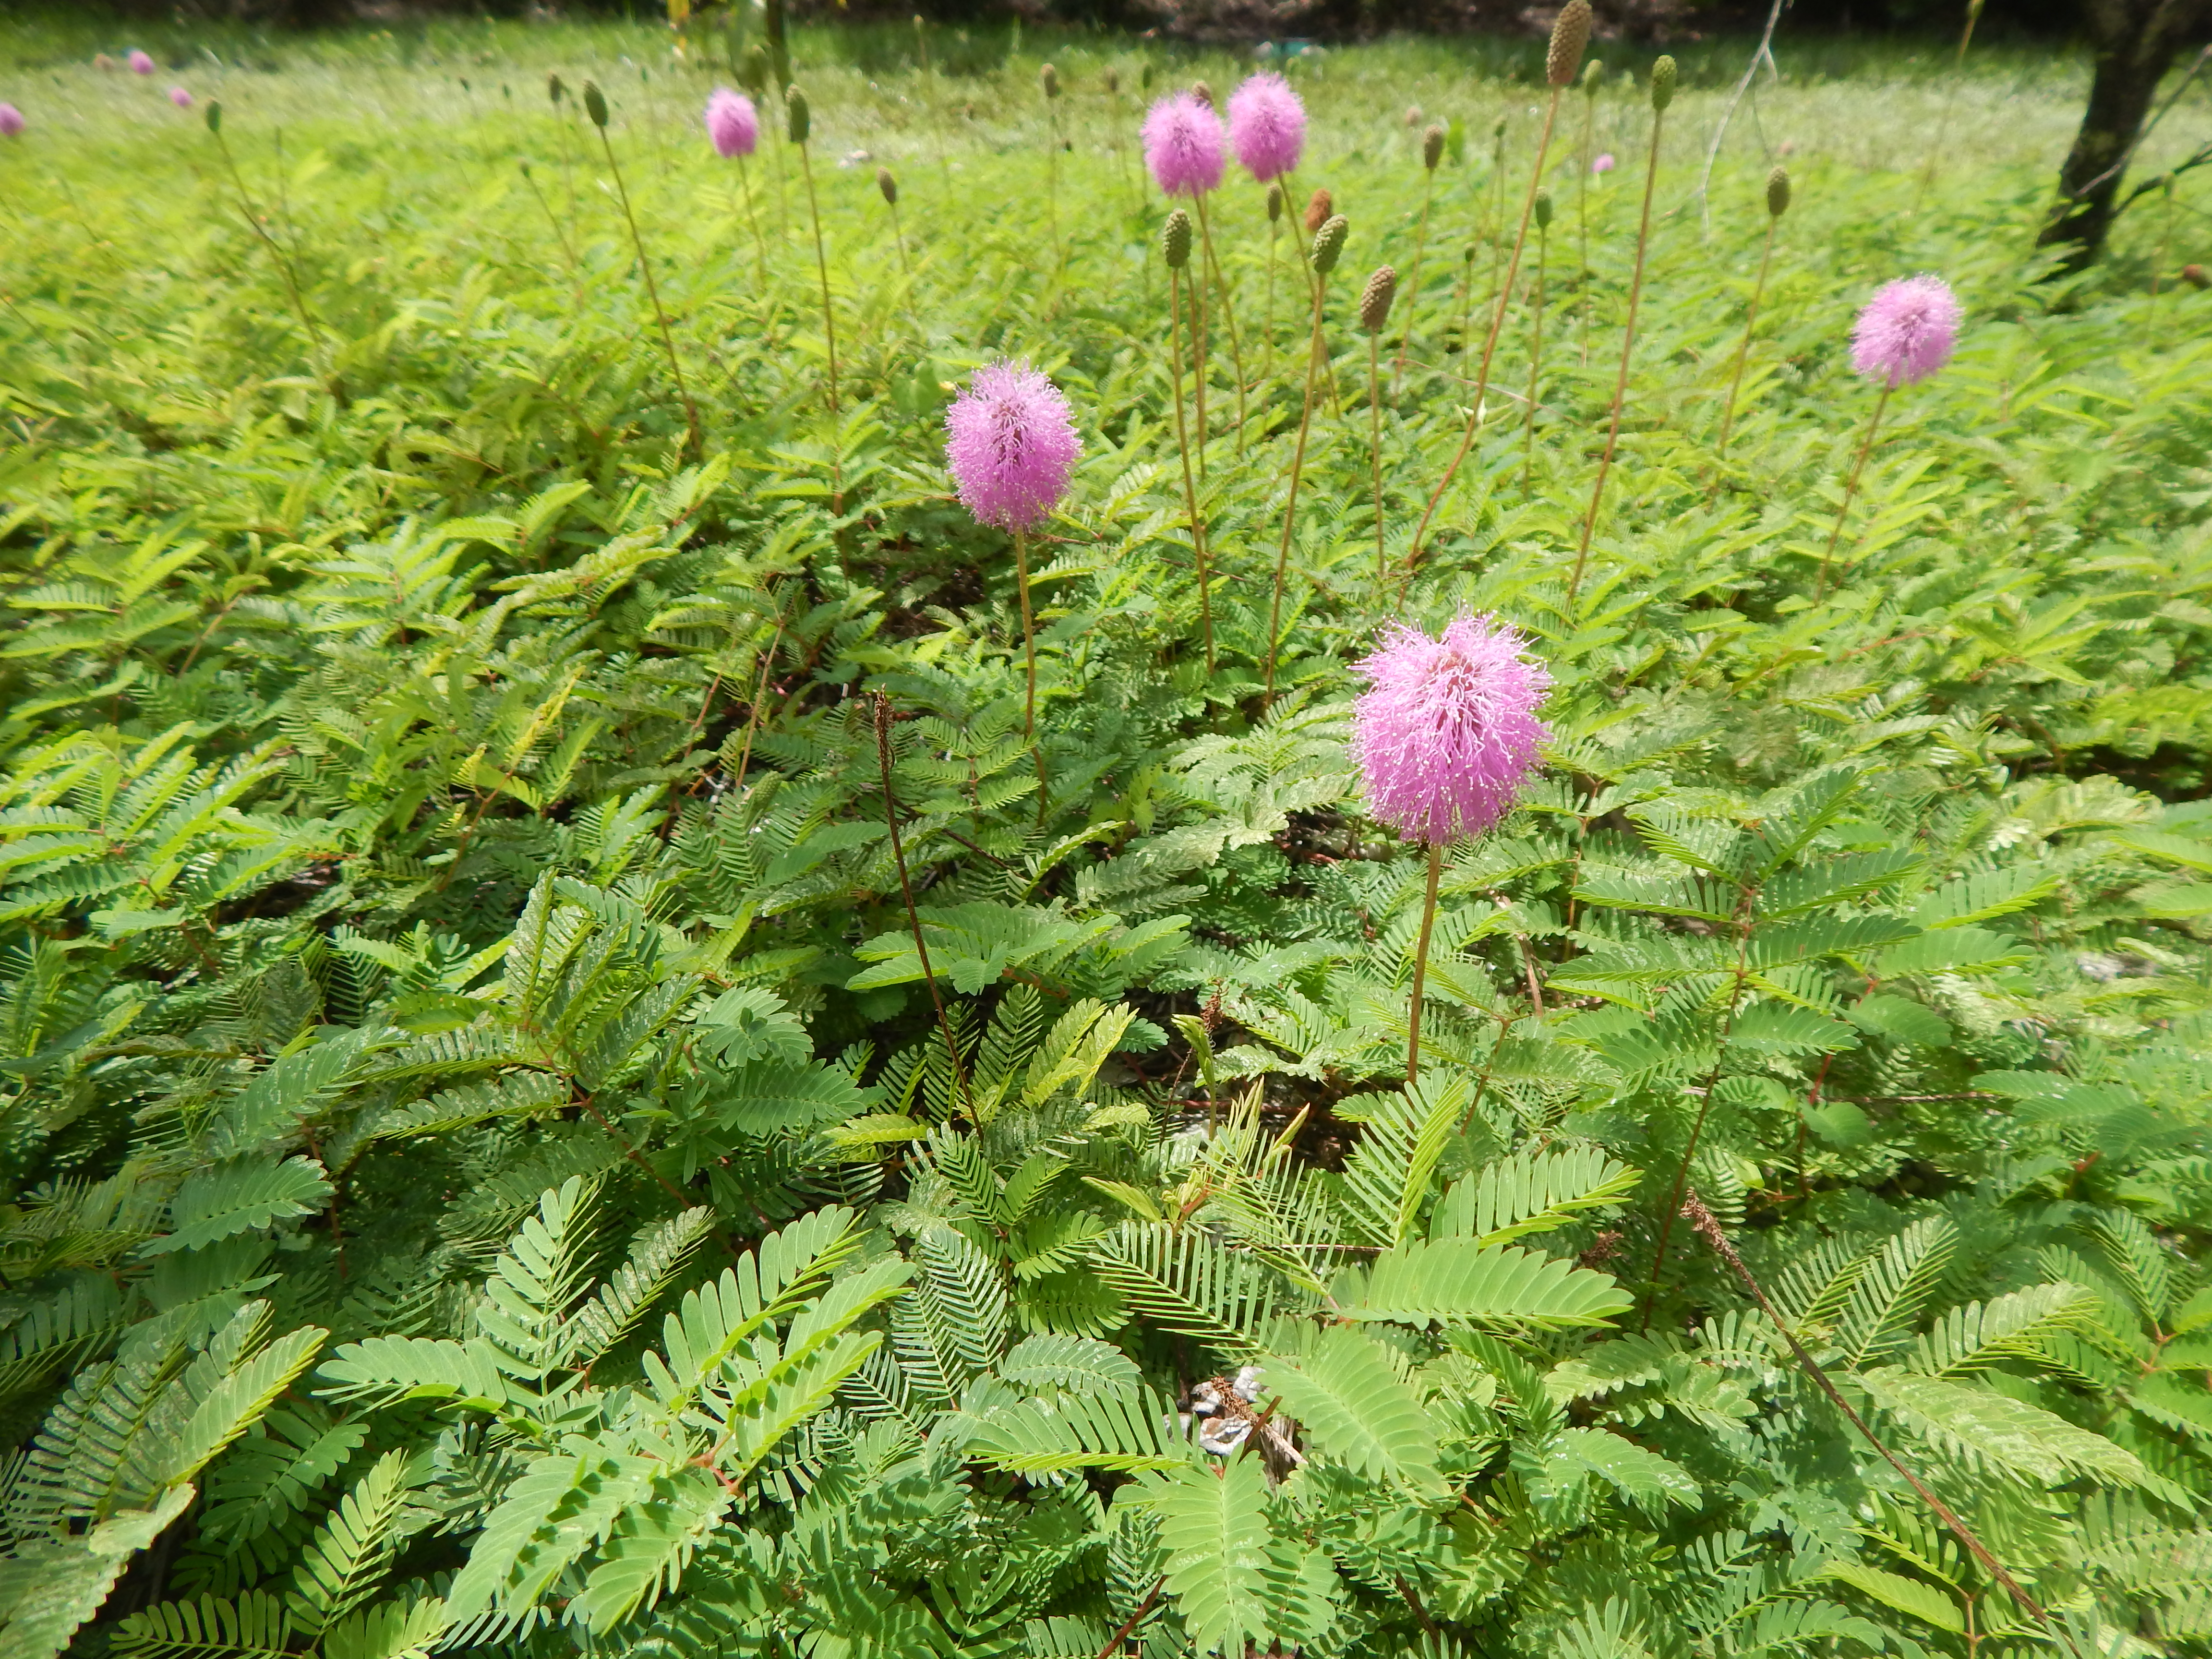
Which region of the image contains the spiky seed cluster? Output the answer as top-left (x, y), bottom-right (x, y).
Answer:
top-left (1142, 92), bottom-right (1226, 197)
top-left (1650, 55), bottom-right (1678, 112)
top-left (1851, 274), bottom-right (1962, 387)
top-left (1547, 0), bottom-right (1593, 88)
top-left (1227, 72), bottom-right (1307, 183)
top-left (1162, 208), bottom-right (1193, 270)
top-left (705, 87), bottom-right (759, 159)
top-left (1352, 613), bottom-right (1552, 846)
top-left (1767, 164), bottom-right (1791, 217)
top-left (1358, 266), bottom-right (1398, 334)
top-left (1304, 187), bottom-right (1332, 232)
top-left (785, 85), bottom-right (810, 144)
top-left (943, 359), bottom-right (1083, 532)
top-left (1267, 181), bottom-right (1285, 223)
top-left (1040, 63), bottom-right (1059, 99)
top-left (1535, 187), bottom-right (1554, 230)
top-left (1311, 213), bottom-right (1348, 276)
top-left (878, 166), bottom-right (897, 204)
top-left (583, 80), bottom-right (609, 128)
top-left (1421, 122), bottom-right (1445, 170)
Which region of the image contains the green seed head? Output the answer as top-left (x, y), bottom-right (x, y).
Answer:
top-left (204, 98), bottom-right (222, 133)
top-left (1547, 0), bottom-right (1593, 88)
top-left (1310, 213), bottom-right (1348, 277)
top-left (740, 43), bottom-right (769, 95)
top-left (786, 85), bottom-right (809, 144)
top-left (1492, 115), bottom-right (1506, 140)
top-left (1650, 55), bottom-right (1677, 112)
top-left (1535, 187), bottom-right (1554, 230)
top-left (1766, 163), bottom-right (1791, 217)
top-left (1266, 180), bottom-right (1284, 223)
top-left (1040, 62), bottom-right (1060, 99)
top-left (1105, 66), bottom-right (1120, 95)
top-left (548, 71), bottom-right (565, 105)
top-left (1358, 265), bottom-right (1397, 334)
top-left (1163, 208), bottom-right (1193, 271)
top-left (1142, 61), bottom-right (1154, 90)
top-left (1582, 59), bottom-right (1603, 97)
top-left (582, 80), bottom-right (608, 128)
top-left (1422, 122), bottom-right (1445, 171)
top-left (878, 166), bottom-right (897, 205)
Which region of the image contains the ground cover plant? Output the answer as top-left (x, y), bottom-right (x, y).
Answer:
top-left (2, 8), bottom-right (2212, 1657)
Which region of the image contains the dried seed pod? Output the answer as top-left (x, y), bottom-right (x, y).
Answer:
top-left (1535, 186), bottom-right (1554, 230)
top-left (1422, 122), bottom-right (1445, 170)
top-left (1310, 213), bottom-right (1348, 276)
top-left (878, 166), bottom-right (897, 204)
top-left (1304, 186), bottom-right (1332, 233)
top-left (1163, 208), bottom-right (1193, 270)
top-left (1358, 265), bottom-right (1398, 334)
top-left (1766, 163), bottom-right (1791, 217)
top-left (785, 84), bottom-right (809, 144)
top-left (1547, 0), bottom-right (1592, 88)
top-left (1650, 54), bottom-right (1678, 112)
top-left (583, 80), bottom-right (609, 128)
top-left (1266, 180), bottom-right (1284, 222)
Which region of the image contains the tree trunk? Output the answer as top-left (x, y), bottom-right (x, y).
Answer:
top-left (2037, 0), bottom-right (2211, 269)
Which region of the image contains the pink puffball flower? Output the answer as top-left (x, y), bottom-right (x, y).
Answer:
top-left (1226, 72), bottom-right (1305, 183)
top-left (704, 86), bottom-right (758, 159)
top-left (0, 104), bottom-right (22, 138)
top-left (1142, 92), bottom-right (1226, 198)
top-left (1352, 613), bottom-right (1551, 846)
top-left (128, 49), bottom-right (155, 75)
top-left (1592, 152), bottom-right (1615, 174)
top-left (943, 359), bottom-right (1083, 532)
top-left (1850, 274), bottom-right (1962, 388)
top-left (168, 86), bottom-right (192, 108)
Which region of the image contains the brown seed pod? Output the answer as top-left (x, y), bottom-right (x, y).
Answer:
top-left (1304, 187), bottom-right (1333, 234)
top-left (1547, 0), bottom-right (1593, 88)
top-left (1358, 265), bottom-right (1398, 334)
top-left (1422, 122), bottom-right (1445, 171)
top-left (878, 167), bottom-right (897, 205)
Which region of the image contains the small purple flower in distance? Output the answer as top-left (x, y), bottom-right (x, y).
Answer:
top-left (1850, 274), bottom-right (1961, 388)
top-left (1143, 92), bottom-right (1226, 198)
top-left (704, 86), bottom-right (757, 159)
top-left (1592, 152), bottom-right (1615, 174)
top-left (943, 359), bottom-right (1083, 532)
top-left (1353, 613), bottom-right (1551, 845)
top-left (0, 104), bottom-right (22, 138)
top-left (128, 49), bottom-right (155, 75)
top-left (1226, 72), bottom-right (1305, 183)
top-left (169, 86), bottom-right (192, 108)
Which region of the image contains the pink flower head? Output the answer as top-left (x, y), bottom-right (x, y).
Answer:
top-left (168, 86), bottom-right (192, 108)
top-left (128, 49), bottom-right (155, 75)
top-left (943, 359), bottom-right (1082, 532)
top-left (1226, 72), bottom-right (1305, 182)
top-left (704, 86), bottom-right (757, 159)
top-left (1850, 274), bottom-right (1961, 388)
top-left (1592, 152), bottom-right (1615, 174)
top-left (1353, 613), bottom-right (1551, 845)
top-left (1142, 92), bottom-right (1226, 198)
top-left (0, 104), bottom-right (22, 138)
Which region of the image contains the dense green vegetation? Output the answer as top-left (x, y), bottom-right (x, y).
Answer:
top-left (1, 14), bottom-right (2211, 1659)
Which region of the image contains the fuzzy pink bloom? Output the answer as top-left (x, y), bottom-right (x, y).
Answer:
top-left (128, 49), bottom-right (155, 74)
top-left (1353, 613), bottom-right (1551, 845)
top-left (0, 104), bottom-right (22, 138)
top-left (168, 86), bottom-right (192, 108)
top-left (1226, 72), bottom-right (1305, 182)
top-left (1592, 152), bottom-right (1615, 174)
top-left (944, 359), bottom-right (1082, 532)
top-left (1850, 274), bottom-right (1961, 388)
top-left (704, 86), bottom-right (757, 159)
top-left (1142, 92), bottom-right (1226, 197)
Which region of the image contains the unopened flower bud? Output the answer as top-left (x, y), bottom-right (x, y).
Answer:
top-left (1582, 59), bottom-right (1603, 97)
top-left (1650, 55), bottom-right (1677, 112)
top-left (785, 85), bottom-right (809, 143)
top-left (1142, 62), bottom-right (1155, 90)
top-left (1547, 0), bottom-right (1592, 88)
top-left (1266, 180), bottom-right (1284, 222)
top-left (204, 98), bottom-right (221, 133)
top-left (1422, 122), bottom-right (1445, 170)
top-left (1766, 164), bottom-right (1791, 217)
top-left (1310, 213), bottom-right (1347, 276)
top-left (740, 43), bottom-right (769, 95)
top-left (1358, 265), bottom-right (1397, 333)
top-left (1304, 186), bottom-right (1332, 233)
top-left (1535, 187), bottom-right (1554, 230)
top-left (548, 71), bottom-right (565, 105)
top-left (1163, 207), bottom-right (1193, 270)
top-left (1040, 62), bottom-right (1060, 99)
top-left (583, 80), bottom-right (608, 128)
top-left (878, 166), bottom-right (897, 204)
top-left (1190, 79), bottom-right (1213, 108)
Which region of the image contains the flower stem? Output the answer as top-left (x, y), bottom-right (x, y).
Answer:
top-left (796, 137), bottom-right (839, 417)
top-left (737, 153), bottom-right (769, 289)
top-left (1715, 216), bottom-right (1776, 458)
top-left (1391, 168), bottom-right (1435, 394)
top-left (1014, 526), bottom-right (1048, 825)
top-left (1568, 101), bottom-right (1666, 608)
top-left (1169, 268), bottom-right (1214, 673)
top-left (1193, 193), bottom-right (1249, 457)
top-left (597, 121), bottom-right (703, 458)
top-left (874, 693), bottom-right (971, 1116)
top-left (1523, 224), bottom-right (1546, 493)
top-left (1369, 331), bottom-right (1388, 585)
top-left (1265, 262), bottom-right (1333, 707)
top-left (1407, 86), bottom-right (1566, 583)
top-left (1406, 842), bottom-right (1444, 1085)
top-left (1817, 381), bottom-right (1893, 599)
top-left (1578, 92), bottom-right (1595, 365)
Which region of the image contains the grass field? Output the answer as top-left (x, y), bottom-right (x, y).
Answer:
top-left (3, 11), bottom-right (2212, 1658)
